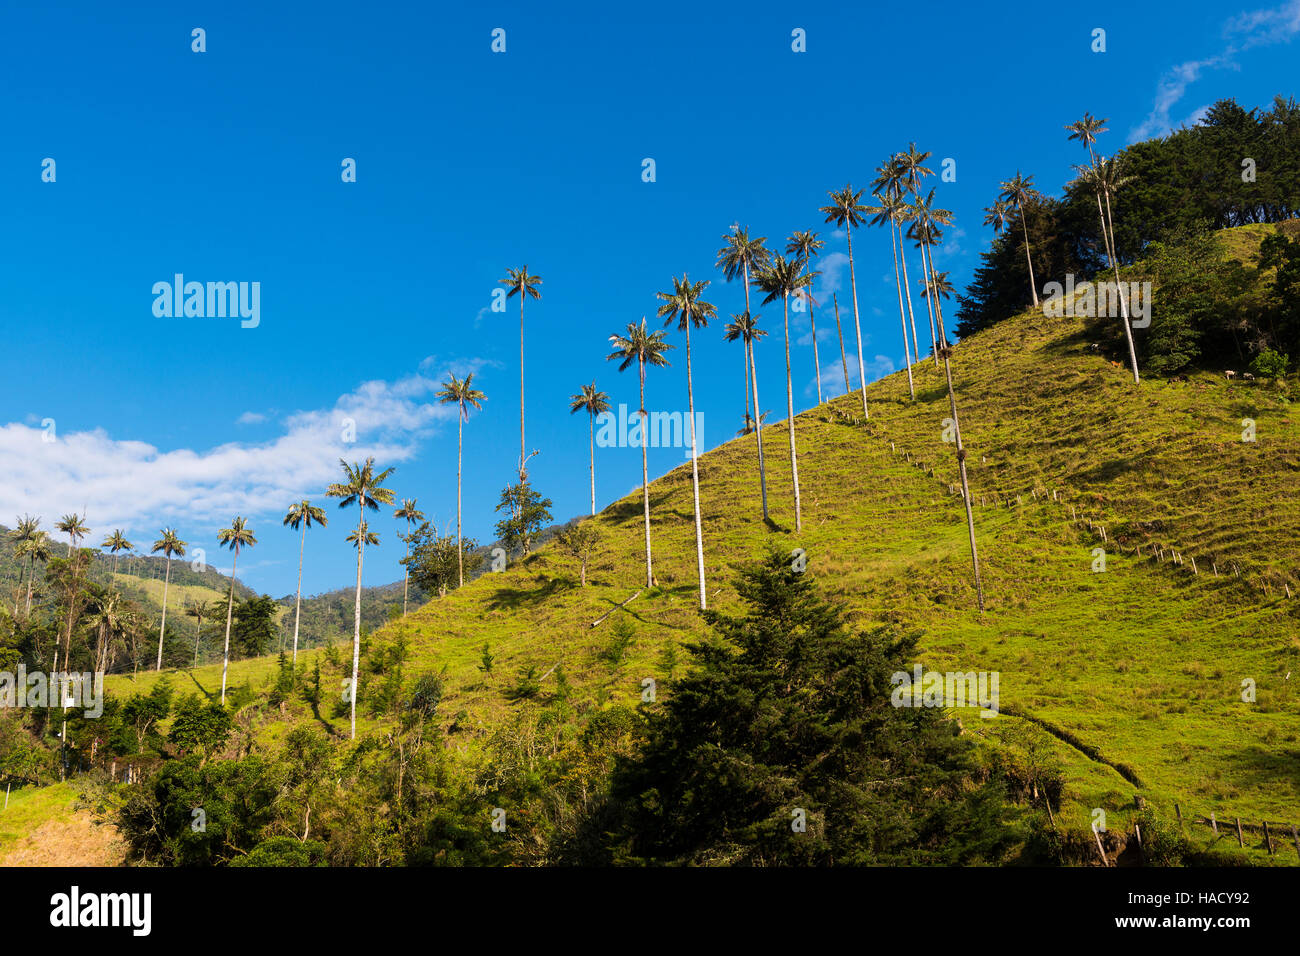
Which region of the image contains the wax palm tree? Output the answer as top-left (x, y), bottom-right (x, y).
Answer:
top-left (284, 500), bottom-right (328, 664)
top-left (736, 410), bottom-right (770, 435)
top-left (1095, 155), bottom-right (1140, 386)
top-left (982, 198), bottom-right (1012, 236)
top-left (831, 293), bottom-right (851, 394)
top-left (216, 517), bottom-right (256, 702)
top-left (656, 275), bottom-right (716, 611)
top-left (56, 513), bottom-right (89, 556)
top-left (500, 266), bottom-right (542, 478)
top-left (910, 189), bottom-right (955, 349)
top-left (101, 530), bottom-right (134, 579)
top-left (150, 528), bottom-right (186, 672)
top-left (10, 516), bottom-right (40, 616)
top-left (392, 499), bottom-right (424, 615)
top-left (819, 185), bottom-right (870, 416)
top-left (185, 599), bottom-right (214, 668)
top-left (754, 254), bottom-right (813, 533)
top-left (14, 523), bottom-right (50, 620)
top-left (569, 383), bottom-right (610, 517)
top-left (895, 147), bottom-right (937, 364)
top-left (346, 523), bottom-right (380, 550)
top-left (436, 373), bottom-right (486, 587)
top-left (937, 339), bottom-right (985, 611)
top-left (327, 458), bottom-right (396, 739)
top-left (875, 156), bottom-right (925, 366)
top-left (1066, 113), bottom-right (1118, 266)
top-left (999, 171), bottom-right (1040, 307)
top-left (785, 230), bottom-right (826, 405)
top-left (607, 319), bottom-right (673, 589)
top-left (716, 226), bottom-right (772, 430)
top-left (87, 588), bottom-right (128, 676)
top-left (868, 186), bottom-right (916, 398)
top-left (723, 310), bottom-right (770, 518)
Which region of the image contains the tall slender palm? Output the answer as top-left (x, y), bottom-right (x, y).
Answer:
top-left (437, 373), bottom-right (486, 587)
top-left (346, 523), bottom-right (380, 551)
top-left (54, 513), bottom-right (90, 674)
top-left (185, 599), bottom-right (213, 668)
top-left (327, 458), bottom-right (396, 739)
top-left (831, 293), bottom-right (851, 394)
top-left (284, 500), bottom-right (328, 664)
top-left (569, 383), bottom-right (610, 517)
top-left (10, 516), bottom-right (40, 616)
top-left (150, 528), bottom-right (186, 672)
top-left (607, 319), bottom-right (673, 589)
top-left (911, 189), bottom-right (955, 349)
top-left (755, 254), bottom-right (813, 532)
top-left (55, 513), bottom-right (89, 556)
top-left (785, 231), bottom-right (826, 404)
top-left (216, 517), bottom-right (256, 702)
top-left (723, 311), bottom-right (771, 518)
top-left (868, 187), bottom-right (916, 398)
top-left (656, 275), bottom-right (716, 611)
top-left (15, 525), bottom-right (51, 620)
top-left (392, 499), bottom-right (423, 614)
top-left (1096, 155), bottom-right (1140, 386)
top-left (937, 337), bottom-right (985, 611)
top-left (896, 147), bottom-right (937, 365)
top-left (102, 530), bottom-right (134, 579)
top-left (999, 171), bottom-right (1040, 307)
top-left (875, 156), bottom-right (924, 366)
top-left (819, 185), bottom-right (870, 416)
top-left (716, 228), bottom-right (771, 424)
top-left (500, 267), bottom-right (542, 478)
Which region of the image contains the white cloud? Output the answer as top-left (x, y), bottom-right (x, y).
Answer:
top-left (235, 411), bottom-right (266, 425)
top-left (0, 360), bottom-right (483, 547)
top-left (1130, 0), bottom-right (1300, 142)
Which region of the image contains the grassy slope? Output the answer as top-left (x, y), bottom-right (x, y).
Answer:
top-left (100, 226), bottom-right (1300, 861)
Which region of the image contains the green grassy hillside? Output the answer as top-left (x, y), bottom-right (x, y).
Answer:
top-left (93, 226), bottom-right (1300, 864)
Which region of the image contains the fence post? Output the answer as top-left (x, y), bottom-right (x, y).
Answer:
top-left (1264, 821), bottom-right (1274, 855)
top-left (1236, 817), bottom-right (1244, 848)
top-left (1175, 804), bottom-right (1183, 830)
top-left (1211, 812), bottom-right (1218, 835)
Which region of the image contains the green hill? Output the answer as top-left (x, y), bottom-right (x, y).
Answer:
top-left (88, 226), bottom-right (1300, 865)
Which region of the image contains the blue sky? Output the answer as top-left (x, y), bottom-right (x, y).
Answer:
top-left (2, 0), bottom-right (1297, 598)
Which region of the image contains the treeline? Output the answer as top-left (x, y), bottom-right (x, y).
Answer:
top-left (957, 96), bottom-right (1300, 374)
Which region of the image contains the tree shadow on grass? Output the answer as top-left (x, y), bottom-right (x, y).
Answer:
top-left (486, 576), bottom-right (569, 612)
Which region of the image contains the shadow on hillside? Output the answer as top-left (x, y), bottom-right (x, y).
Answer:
top-left (486, 576), bottom-right (569, 612)
top-left (605, 490), bottom-right (677, 525)
top-left (1228, 744), bottom-right (1300, 799)
top-left (186, 671), bottom-right (215, 700)
top-left (1073, 450), bottom-right (1155, 483)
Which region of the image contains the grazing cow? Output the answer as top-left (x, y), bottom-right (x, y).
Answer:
top-left (1244, 372), bottom-right (1256, 380)
top-left (1225, 370), bottom-right (1236, 379)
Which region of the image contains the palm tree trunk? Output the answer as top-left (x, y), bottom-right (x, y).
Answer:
top-left (26, 556), bottom-right (34, 617)
top-left (890, 218), bottom-right (915, 399)
top-left (1020, 207), bottom-right (1039, 306)
top-left (1102, 189), bottom-right (1140, 386)
top-left (350, 512), bottom-right (365, 740)
top-left (588, 411), bottom-right (596, 517)
top-left (742, 330), bottom-right (753, 433)
top-left (685, 321), bottom-right (707, 611)
top-left (807, 280), bottom-right (823, 405)
top-left (917, 238), bottom-right (940, 365)
top-left (457, 411), bottom-right (464, 587)
top-left (156, 557), bottom-right (171, 671)
top-left (930, 243), bottom-right (951, 347)
top-left (897, 226), bottom-right (926, 365)
top-left (832, 293), bottom-right (850, 396)
top-left (194, 614), bottom-right (201, 668)
top-left (402, 520), bottom-right (410, 615)
top-left (846, 227), bottom-right (869, 417)
top-left (939, 347), bottom-right (985, 611)
top-left (293, 521), bottom-right (305, 666)
top-left (748, 337), bottom-right (768, 519)
top-left (220, 549), bottom-right (237, 702)
top-left (783, 294), bottom-right (803, 532)
top-left (518, 298), bottom-right (526, 479)
top-left (639, 359), bottom-right (653, 588)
